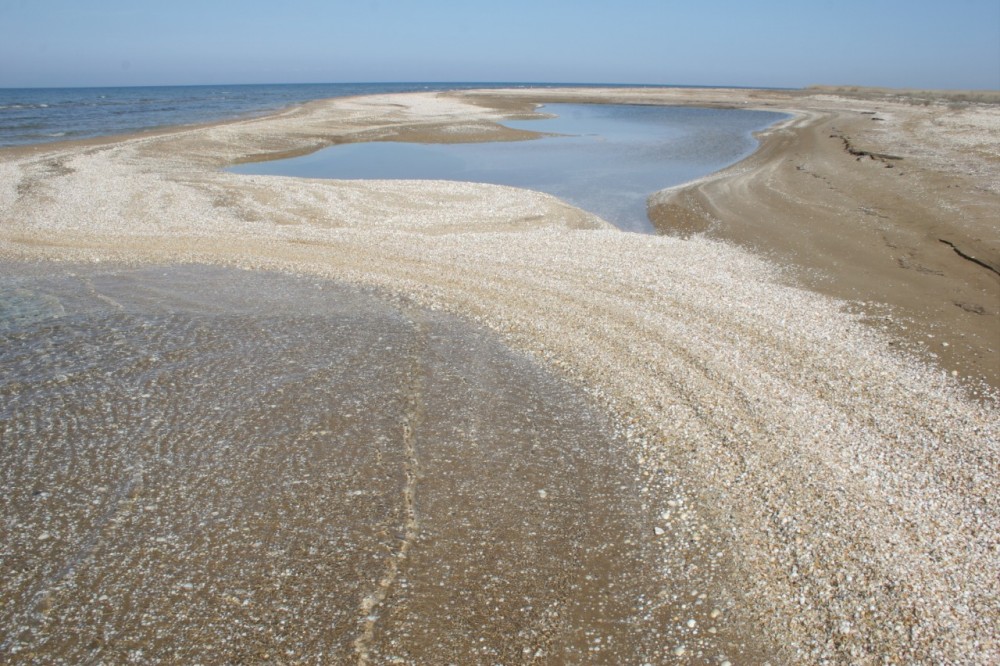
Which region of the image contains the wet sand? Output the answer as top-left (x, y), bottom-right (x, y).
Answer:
top-left (1, 88), bottom-right (998, 663)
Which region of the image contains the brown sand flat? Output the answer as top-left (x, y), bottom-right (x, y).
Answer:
top-left (1, 88), bottom-right (998, 664)
top-left (649, 89), bottom-right (1000, 394)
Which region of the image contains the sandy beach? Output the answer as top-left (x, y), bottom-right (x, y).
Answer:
top-left (1, 87), bottom-right (998, 663)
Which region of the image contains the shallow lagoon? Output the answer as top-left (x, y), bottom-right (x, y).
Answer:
top-left (231, 103), bottom-right (787, 233)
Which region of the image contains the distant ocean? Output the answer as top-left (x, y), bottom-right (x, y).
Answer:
top-left (0, 82), bottom-right (676, 148)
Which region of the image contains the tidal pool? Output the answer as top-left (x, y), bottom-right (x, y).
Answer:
top-left (230, 103), bottom-right (787, 233)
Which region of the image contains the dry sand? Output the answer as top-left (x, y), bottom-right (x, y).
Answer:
top-left (1, 87), bottom-right (998, 663)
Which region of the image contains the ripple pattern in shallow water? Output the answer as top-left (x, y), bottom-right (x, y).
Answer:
top-left (0, 264), bottom-right (758, 663)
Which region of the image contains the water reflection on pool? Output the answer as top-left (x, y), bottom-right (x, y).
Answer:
top-left (230, 103), bottom-right (787, 233)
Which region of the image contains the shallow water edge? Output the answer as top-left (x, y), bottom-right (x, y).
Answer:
top-left (1, 262), bottom-right (769, 663)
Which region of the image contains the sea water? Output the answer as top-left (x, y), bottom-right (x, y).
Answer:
top-left (230, 103), bottom-right (787, 233)
top-left (0, 82), bottom-right (684, 147)
top-left (0, 83), bottom-right (496, 146)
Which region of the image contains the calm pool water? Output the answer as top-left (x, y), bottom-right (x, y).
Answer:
top-left (230, 103), bottom-right (787, 233)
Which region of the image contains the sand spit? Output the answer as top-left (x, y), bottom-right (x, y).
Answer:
top-left (1, 88), bottom-right (998, 663)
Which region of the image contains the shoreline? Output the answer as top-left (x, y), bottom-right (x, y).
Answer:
top-left (650, 95), bottom-right (999, 395)
top-left (1, 87), bottom-right (998, 662)
top-left (6, 87), bottom-right (995, 391)
top-left (460, 87), bottom-right (1000, 394)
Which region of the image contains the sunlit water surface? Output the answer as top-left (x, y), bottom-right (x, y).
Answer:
top-left (0, 263), bottom-right (762, 663)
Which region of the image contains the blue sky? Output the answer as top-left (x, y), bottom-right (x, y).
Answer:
top-left (1, 0), bottom-right (997, 89)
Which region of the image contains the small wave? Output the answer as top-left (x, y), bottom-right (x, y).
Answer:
top-left (0, 103), bottom-right (55, 110)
